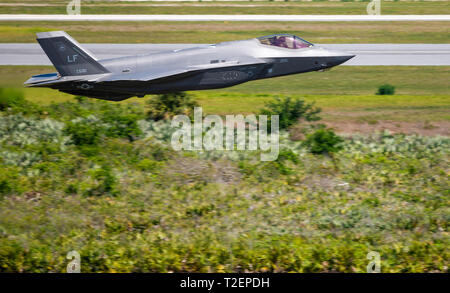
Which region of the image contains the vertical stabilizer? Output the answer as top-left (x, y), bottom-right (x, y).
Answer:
top-left (36, 31), bottom-right (109, 76)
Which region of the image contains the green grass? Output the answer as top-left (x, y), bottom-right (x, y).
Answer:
top-left (7, 90), bottom-right (449, 122)
top-left (1, 1), bottom-right (449, 15)
top-left (1, 65), bottom-right (449, 123)
top-left (196, 93), bottom-right (450, 123)
top-left (203, 66), bottom-right (450, 96)
top-left (0, 21), bottom-right (448, 43)
top-left (2, 65), bottom-right (448, 96)
top-left (195, 93), bottom-right (450, 122)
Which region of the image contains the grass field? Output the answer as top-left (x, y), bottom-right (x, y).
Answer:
top-left (3, 66), bottom-right (449, 96)
top-left (3, 65), bottom-right (449, 96)
top-left (1, 65), bottom-right (449, 133)
top-left (1, 21), bottom-right (448, 44)
top-left (1, 1), bottom-right (449, 15)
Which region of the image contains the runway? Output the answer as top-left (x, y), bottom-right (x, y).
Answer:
top-left (1, 43), bottom-right (449, 66)
top-left (1, 14), bottom-right (449, 22)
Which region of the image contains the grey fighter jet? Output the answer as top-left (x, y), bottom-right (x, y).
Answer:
top-left (25, 31), bottom-right (355, 101)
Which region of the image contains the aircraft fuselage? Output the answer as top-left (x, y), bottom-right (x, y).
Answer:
top-left (25, 32), bottom-right (355, 101)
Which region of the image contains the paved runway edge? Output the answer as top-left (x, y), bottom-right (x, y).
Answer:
top-left (1, 44), bottom-right (449, 66)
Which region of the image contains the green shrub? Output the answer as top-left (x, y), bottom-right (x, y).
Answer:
top-left (114, 116), bottom-right (141, 141)
top-left (46, 96), bottom-right (145, 124)
top-left (0, 167), bottom-right (27, 196)
top-left (0, 87), bottom-right (37, 114)
top-left (103, 113), bottom-right (142, 142)
top-left (377, 84), bottom-right (395, 95)
top-left (85, 165), bottom-right (117, 196)
top-left (146, 92), bottom-right (199, 121)
top-left (273, 149), bottom-right (299, 175)
top-left (64, 183), bottom-right (78, 195)
top-left (0, 88), bottom-right (25, 110)
top-left (137, 158), bottom-right (163, 172)
top-left (0, 115), bottom-right (69, 152)
top-left (303, 128), bottom-right (344, 155)
top-left (64, 116), bottom-right (104, 146)
top-left (260, 97), bottom-right (321, 130)
top-left (51, 98), bottom-right (144, 143)
top-left (75, 96), bottom-right (87, 104)
top-left (0, 177), bottom-right (13, 195)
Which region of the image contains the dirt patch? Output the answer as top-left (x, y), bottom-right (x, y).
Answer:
top-left (164, 157), bottom-right (241, 185)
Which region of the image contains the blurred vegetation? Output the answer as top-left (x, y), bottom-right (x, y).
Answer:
top-left (377, 84), bottom-right (396, 96)
top-left (147, 92), bottom-right (199, 121)
top-left (303, 127), bottom-right (344, 155)
top-left (0, 87), bottom-right (37, 114)
top-left (0, 88), bottom-right (448, 272)
top-left (1, 21), bottom-right (449, 44)
top-left (260, 96), bottom-right (321, 130)
top-left (0, 1), bottom-right (447, 15)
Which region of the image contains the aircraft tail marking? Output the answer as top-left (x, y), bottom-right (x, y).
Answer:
top-left (36, 31), bottom-right (109, 76)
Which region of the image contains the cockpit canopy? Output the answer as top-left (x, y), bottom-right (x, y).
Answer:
top-left (257, 34), bottom-right (313, 49)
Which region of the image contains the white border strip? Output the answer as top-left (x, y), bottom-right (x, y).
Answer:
top-left (1, 14), bottom-right (449, 21)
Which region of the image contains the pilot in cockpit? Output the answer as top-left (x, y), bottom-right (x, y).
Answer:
top-left (275, 36), bottom-right (288, 48)
top-left (269, 36), bottom-right (285, 48)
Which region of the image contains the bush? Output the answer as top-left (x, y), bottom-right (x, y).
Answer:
top-left (0, 114), bottom-right (68, 148)
top-left (377, 84), bottom-right (395, 95)
top-left (0, 88), bottom-right (37, 114)
top-left (147, 92), bottom-right (199, 121)
top-left (137, 158), bottom-right (163, 172)
top-left (85, 165), bottom-right (117, 196)
top-left (48, 97), bottom-right (144, 142)
top-left (101, 107), bottom-right (142, 142)
top-left (274, 149), bottom-right (299, 175)
top-left (260, 97), bottom-right (321, 130)
top-left (64, 116), bottom-right (104, 146)
top-left (45, 96), bottom-right (145, 123)
top-left (303, 128), bottom-right (343, 155)
top-left (0, 167), bottom-right (27, 196)
top-left (107, 114), bottom-right (142, 142)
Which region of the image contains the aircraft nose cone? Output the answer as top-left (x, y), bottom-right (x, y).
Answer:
top-left (315, 49), bottom-right (356, 69)
top-left (328, 54), bottom-right (355, 67)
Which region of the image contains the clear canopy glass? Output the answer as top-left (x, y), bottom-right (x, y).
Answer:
top-left (257, 34), bottom-right (313, 49)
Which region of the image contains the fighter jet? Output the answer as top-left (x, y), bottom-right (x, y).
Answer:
top-left (25, 31), bottom-right (355, 101)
